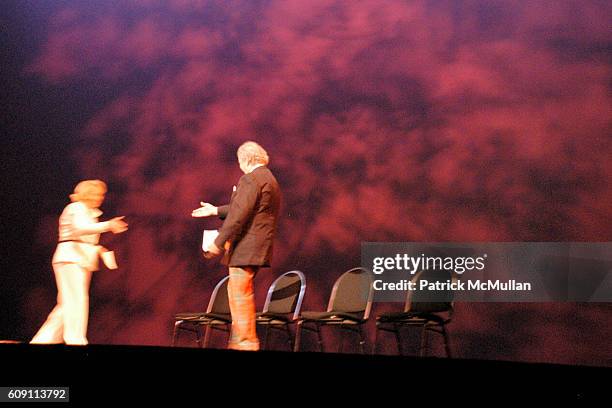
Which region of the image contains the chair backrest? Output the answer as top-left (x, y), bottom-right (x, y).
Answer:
top-left (262, 270), bottom-right (306, 321)
top-left (404, 269), bottom-right (457, 314)
top-left (327, 267), bottom-right (374, 319)
top-left (206, 275), bottom-right (231, 314)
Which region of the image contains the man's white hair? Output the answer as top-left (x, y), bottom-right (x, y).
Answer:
top-left (237, 141), bottom-right (269, 166)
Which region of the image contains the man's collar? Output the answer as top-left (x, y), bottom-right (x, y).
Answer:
top-left (248, 164), bottom-right (265, 173)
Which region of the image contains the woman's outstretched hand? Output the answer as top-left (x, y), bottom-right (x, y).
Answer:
top-left (109, 216), bottom-right (128, 234)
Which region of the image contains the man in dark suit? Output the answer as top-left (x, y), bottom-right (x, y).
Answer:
top-left (192, 141), bottom-right (281, 350)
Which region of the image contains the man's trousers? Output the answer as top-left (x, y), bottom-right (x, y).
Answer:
top-left (227, 266), bottom-right (259, 351)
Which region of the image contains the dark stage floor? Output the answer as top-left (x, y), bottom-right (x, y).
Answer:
top-left (0, 343), bottom-right (607, 403)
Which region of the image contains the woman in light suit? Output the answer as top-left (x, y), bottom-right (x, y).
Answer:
top-left (31, 180), bottom-right (128, 345)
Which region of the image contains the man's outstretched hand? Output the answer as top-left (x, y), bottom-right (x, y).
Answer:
top-left (191, 202), bottom-right (218, 218)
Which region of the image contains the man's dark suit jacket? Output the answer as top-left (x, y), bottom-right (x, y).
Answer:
top-left (214, 165), bottom-right (281, 267)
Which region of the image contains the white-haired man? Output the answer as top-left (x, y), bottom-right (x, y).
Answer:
top-left (192, 141), bottom-right (281, 351)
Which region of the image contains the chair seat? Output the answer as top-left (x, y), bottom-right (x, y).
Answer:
top-left (199, 312), bottom-right (232, 323)
top-left (175, 313), bottom-right (231, 327)
top-left (256, 312), bottom-right (293, 324)
top-left (300, 311), bottom-right (365, 323)
top-left (377, 311), bottom-right (448, 325)
top-left (175, 312), bottom-right (206, 321)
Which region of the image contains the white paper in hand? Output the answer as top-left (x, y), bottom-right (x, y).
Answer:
top-left (101, 250), bottom-right (118, 270)
top-left (202, 229), bottom-right (220, 252)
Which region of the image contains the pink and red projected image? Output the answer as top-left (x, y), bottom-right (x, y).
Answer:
top-left (13, 1), bottom-right (611, 365)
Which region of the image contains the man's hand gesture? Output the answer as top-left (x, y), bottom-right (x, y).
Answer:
top-left (191, 202), bottom-right (218, 218)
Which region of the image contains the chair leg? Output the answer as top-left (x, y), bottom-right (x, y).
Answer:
top-left (203, 325), bottom-right (211, 348)
top-left (315, 324), bottom-right (324, 352)
top-left (442, 325), bottom-right (452, 358)
top-left (195, 325), bottom-right (203, 348)
top-left (284, 324), bottom-right (293, 351)
top-left (262, 325), bottom-right (271, 350)
top-left (393, 324), bottom-right (403, 356)
top-left (419, 325), bottom-right (429, 357)
top-left (172, 321), bottom-right (182, 347)
top-left (372, 325), bottom-right (379, 355)
top-left (358, 325), bottom-right (366, 354)
top-left (338, 327), bottom-right (345, 353)
top-left (293, 321), bottom-right (303, 352)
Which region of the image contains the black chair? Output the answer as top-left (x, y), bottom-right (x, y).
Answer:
top-left (374, 270), bottom-right (457, 357)
top-left (256, 270), bottom-right (306, 351)
top-left (171, 275), bottom-right (231, 348)
top-left (293, 267), bottom-right (373, 353)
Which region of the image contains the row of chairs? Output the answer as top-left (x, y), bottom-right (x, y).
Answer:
top-left (171, 268), bottom-right (455, 356)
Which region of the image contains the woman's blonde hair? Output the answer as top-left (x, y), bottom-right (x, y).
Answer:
top-left (69, 179), bottom-right (107, 203)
